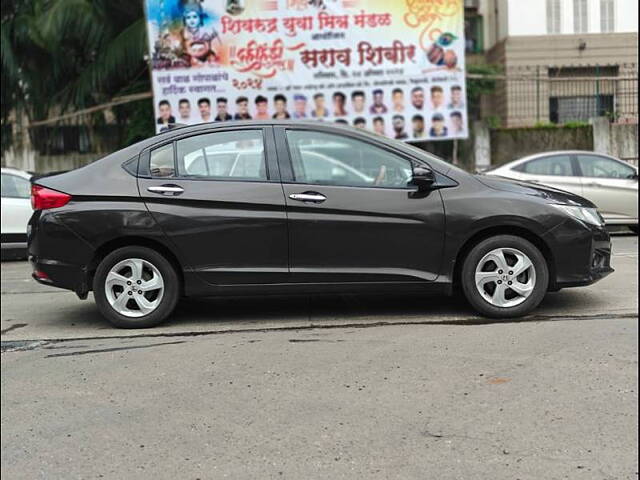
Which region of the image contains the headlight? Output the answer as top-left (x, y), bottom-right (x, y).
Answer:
top-left (551, 204), bottom-right (604, 226)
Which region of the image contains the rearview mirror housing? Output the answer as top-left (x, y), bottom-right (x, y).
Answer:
top-left (409, 166), bottom-right (436, 191)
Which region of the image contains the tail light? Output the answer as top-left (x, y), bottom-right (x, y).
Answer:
top-left (33, 269), bottom-right (50, 281)
top-left (31, 185), bottom-right (72, 210)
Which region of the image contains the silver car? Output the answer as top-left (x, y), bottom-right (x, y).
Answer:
top-left (485, 151), bottom-right (638, 232)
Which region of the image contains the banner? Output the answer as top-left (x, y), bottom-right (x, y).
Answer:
top-left (145, 0), bottom-right (468, 142)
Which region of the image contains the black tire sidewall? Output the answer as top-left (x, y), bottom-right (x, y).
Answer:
top-left (93, 246), bottom-right (179, 328)
top-left (461, 235), bottom-right (549, 318)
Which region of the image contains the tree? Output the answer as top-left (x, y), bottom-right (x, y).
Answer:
top-left (1, 0), bottom-right (151, 148)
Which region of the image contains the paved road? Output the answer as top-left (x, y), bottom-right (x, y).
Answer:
top-left (1, 235), bottom-right (638, 479)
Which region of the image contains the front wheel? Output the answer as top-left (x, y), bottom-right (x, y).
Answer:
top-left (93, 246), bottom-right (180, 328)
top-left (461, 235), bottom-right (549, 318)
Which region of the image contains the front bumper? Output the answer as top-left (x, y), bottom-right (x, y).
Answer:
top-left (547, 220), bottom-right (614, 289)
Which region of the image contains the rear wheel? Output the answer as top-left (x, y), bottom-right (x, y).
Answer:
top-left (93, 246), bottom-right (179, 328)
top-left (461, 235), bottom-right (549, 318)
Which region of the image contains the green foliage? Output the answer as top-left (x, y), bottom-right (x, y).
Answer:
top-left (484, 115), bottom-right (501, 129)
top-left (533, 121), bottom-right (557, 129)
top-left (115, 97), bottom-right (155, 147)
top-left (466, 63), bottom-right (502, 101)
top-left (532, 121), bottom-right (590, 129)
top-left (1, 0), bottom-right (150, 126)
top-left (563, 121), bottom-right (590, 128)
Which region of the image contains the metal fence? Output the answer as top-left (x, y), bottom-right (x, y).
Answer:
top-left (477, 64), bottom-right (638, 128)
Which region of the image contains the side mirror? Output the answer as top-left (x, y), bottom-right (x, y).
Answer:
top-left (409, 166), bottom-right (436, 191)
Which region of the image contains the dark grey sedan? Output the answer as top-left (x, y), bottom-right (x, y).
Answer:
top-left (28, 121), bottom-right (612, 327)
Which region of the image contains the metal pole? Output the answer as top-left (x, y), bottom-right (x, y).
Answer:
top-left (595, 64), bottom-right (601, 117)
top-left (536, 66), bottom-right (540, 122)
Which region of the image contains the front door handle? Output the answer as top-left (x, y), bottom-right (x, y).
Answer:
top-left (147, 184), bottom-right (184, 196)
top-left (289, 192), bottom-right (327, 203)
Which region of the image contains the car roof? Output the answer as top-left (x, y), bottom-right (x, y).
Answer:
top-left (153, 119), bottom-right (380, 141)
top-left (493, 150), bottom-right (637, 171)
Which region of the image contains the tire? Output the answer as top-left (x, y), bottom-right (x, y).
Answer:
top-left (461, 235), bottom-right (549, 318)
top-left (93, 246), bottom-right (180, 328)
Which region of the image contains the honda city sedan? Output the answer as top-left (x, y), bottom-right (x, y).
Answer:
top-left (28, 121), bottom-right (613, 328)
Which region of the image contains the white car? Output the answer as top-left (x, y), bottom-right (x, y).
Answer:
top-left (1, 167), bottom-right (33, 259)
top-left (485, 151), bottom-right (638, 233)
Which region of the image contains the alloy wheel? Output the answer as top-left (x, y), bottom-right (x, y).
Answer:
top-left (104, 258), bottom-right (165, 317)
top-left (474, 247), bottom-right (536, 308)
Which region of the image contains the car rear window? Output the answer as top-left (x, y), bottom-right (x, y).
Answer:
top-left (521, 155), bottom-right (573, 176)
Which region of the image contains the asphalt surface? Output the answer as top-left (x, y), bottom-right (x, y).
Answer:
top-left (1, 234), bottom-right (638, 479)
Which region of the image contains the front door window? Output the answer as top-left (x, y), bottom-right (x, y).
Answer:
top-left (286, 130), bottom-right (413, 189)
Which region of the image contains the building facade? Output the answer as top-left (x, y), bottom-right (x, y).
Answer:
top-left (466, 0), bottom-right (638, 126)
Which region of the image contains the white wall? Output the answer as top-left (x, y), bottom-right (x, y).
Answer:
top-left (616, 0), bottom-right (639, 32)
top-left (501, 0), bottom-right (638, 36)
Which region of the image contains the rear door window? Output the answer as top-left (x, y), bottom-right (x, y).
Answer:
top-left (176, 130), bottom-right (267, 181)
top-left (149, 144), bottom-right (175, 178)
top-left (520, 155), bottom-right (573, 176)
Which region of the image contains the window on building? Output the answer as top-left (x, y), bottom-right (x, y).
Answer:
top-left (546, 0), bottom-right (562, 34)
top-left (573, 0), bottom-right (589, 33)
top-left (464, 14), bottom-right (484, 53)
top-left (600, 0), bottom-right (615, 32)
top-left (548, 66), bottom-right (618, 124)
top-left (549, 96), bottom-right (614, 124)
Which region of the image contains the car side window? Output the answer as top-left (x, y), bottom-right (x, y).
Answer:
top-left (149, 144), bottom-right (175, 178)
top-left (176, 130), bottom-right (267, 181)
top-left (285, 130), bottom-right (413, 188)
top-left (520, 155), bottom-right (573, 176)
top-left (1, 174), bottom-right (31, 198)
top-left (576, 155), bottom-right (636, 179)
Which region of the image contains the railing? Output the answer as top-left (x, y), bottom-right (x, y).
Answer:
top-left (475, 64), bottom-right (638, 128)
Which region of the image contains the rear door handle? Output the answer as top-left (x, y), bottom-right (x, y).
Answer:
top-left (288, 192), bottom-right (327, 203)
top-left (147, 184), bottom-right (184, 196)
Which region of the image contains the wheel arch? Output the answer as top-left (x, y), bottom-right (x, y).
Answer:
top-left (88, 236), bottom-right (185, 294)
top-left (452, 225), bottom-right (557, 291)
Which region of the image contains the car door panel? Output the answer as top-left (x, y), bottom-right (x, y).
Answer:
top-left (276, 127), bottom-right (446, 283)
top-left (576, 154), bottom-right (639, 222)
top-left (282, 184), bottom-right (445, 282)
top-left (138, 126), bottom-right (289, 285)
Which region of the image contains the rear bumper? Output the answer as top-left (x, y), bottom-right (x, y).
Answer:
top-left (27, 210), bottom-right (94, 296)
top-left (29, 255), bottom-right (90, 294)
